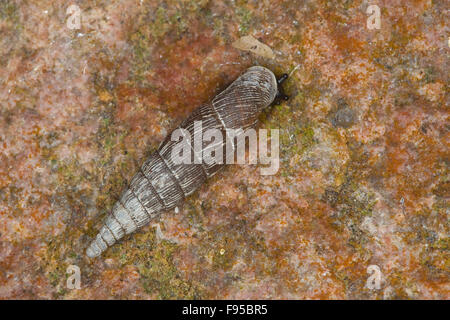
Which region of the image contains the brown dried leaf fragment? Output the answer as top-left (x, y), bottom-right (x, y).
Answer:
top-left (232, 35), bottom-right (275, 59)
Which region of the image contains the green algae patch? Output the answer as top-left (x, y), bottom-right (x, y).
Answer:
top-left (138, 241), bottom-right (201, 299)
top-left (103, 226), bottom-right (204, 299)
top-left (236, 7), bottom-right (253, 35)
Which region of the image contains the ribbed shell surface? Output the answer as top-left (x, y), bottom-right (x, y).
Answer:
top-left (86, 66), bottom-right (278, 258)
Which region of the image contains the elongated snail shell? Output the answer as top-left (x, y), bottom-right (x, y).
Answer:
top-left (86, 66), bottom-right (280, 258)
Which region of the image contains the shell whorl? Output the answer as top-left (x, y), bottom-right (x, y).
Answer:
top-left (86, 66), bottom-right (278, 258)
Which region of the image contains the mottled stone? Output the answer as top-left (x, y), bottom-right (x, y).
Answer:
top-left (0, 0), bottom-right (448, 299)
top-left (330, 99), bottom-right (357, 128)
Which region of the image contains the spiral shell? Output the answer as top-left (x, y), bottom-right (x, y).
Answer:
top-left (86, 66), bottom-right (280, 258)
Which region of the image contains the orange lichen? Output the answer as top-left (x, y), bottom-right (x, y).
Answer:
top-left (0, 0), bottom-right (447, 299)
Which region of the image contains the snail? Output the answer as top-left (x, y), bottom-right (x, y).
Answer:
top-left (86, 66), bottom-right (289, 258)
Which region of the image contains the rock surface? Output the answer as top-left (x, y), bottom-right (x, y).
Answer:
top-left (0, 0), bottom-right (448, 299)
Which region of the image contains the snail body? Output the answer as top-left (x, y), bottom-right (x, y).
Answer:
top-left (86, 66), bottom-right (288, 258)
